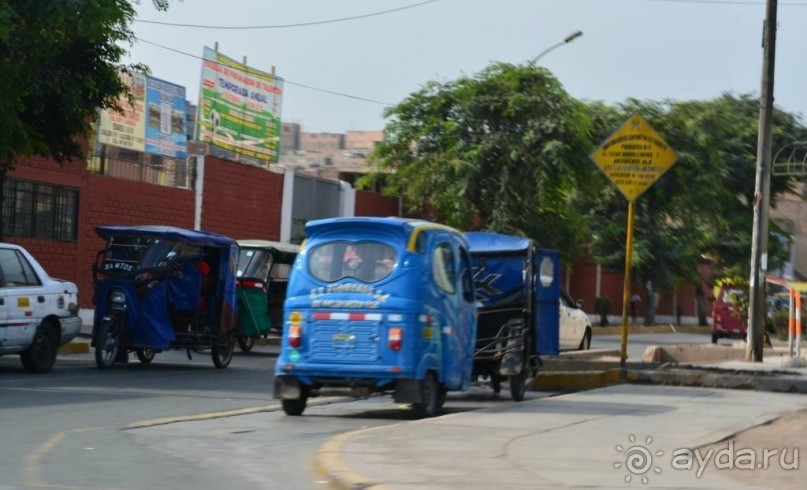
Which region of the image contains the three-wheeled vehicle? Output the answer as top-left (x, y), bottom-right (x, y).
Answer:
top-left (274, 217), bottom-right (478, 417)
top-left (92, 225), bottom-right (240, 369)
top-left (465, 232), bottom-right (545, 400)
top-left (235, 240), bottom-right (299, 352)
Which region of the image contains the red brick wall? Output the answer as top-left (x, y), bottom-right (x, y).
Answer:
top-left (200, 157), bottom-right (284, 240)
top-left (355, 190), bottom-right (399, 217)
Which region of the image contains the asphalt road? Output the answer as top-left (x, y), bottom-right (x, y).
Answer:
top-left (0, 344), bottom-right (543, 489)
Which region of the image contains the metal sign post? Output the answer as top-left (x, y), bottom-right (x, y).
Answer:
top-left (590, 113), bottom-right (679, 368)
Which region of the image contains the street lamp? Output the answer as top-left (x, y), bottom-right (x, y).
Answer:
top-left (533, 30), bottom-right (583, 63)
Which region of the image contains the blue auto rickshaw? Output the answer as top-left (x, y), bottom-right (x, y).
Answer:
top-left (91, 225), bottom-right (240, 369)
top-left (274, 217), bottom-right (478, 417)
top-left (465, 232), bottom-right (541, 401)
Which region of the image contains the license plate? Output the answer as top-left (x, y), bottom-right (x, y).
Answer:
top-left (333, 333), bottom-right (356, 348)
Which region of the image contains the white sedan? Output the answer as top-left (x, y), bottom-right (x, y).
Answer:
top-left (559, 288), bottom-right (592, 351)
top-left (0, 243), bottom-right (81, 372)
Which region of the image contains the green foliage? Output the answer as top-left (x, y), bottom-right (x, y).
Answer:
top-left (362, 62), bottom-right (595, 262)
top-left (0, 1), bottom-right (175, 238)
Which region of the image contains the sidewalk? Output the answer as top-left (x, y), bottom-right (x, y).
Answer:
top-left (316, 384), bottom-right (807, 490)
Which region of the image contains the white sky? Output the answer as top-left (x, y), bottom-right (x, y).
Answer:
top-left (128, 0), bottom-right (807, 134)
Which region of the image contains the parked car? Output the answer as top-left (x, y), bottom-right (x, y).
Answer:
top-left (0, 243), bottom-right (81, 372)
top-left (560, 287), bottom-right (592, 351)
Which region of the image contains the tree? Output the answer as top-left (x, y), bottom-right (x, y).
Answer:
top-left (0, 0), bottom-right (170, 240)
top-left (582, 94), bottom-right (806, 323)
top-left (363, 62), bottom-right (596, 262)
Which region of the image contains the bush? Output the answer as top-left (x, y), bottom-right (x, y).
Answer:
top-left (594, 296), bottom-right (611, 327)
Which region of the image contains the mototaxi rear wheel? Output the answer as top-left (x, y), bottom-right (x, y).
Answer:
top-left (237, 335), bottom-right (255, 352)
top-left (136, 348), bottom-right (156, 364)
top-left (212, 334), bottom-right (234, 368)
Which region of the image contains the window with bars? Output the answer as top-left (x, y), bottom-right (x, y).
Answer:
top-left (3, 179), bottom-right (79, 241)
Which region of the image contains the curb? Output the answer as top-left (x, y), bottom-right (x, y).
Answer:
top-left (626, 369), bottom-right (807, 394)
top-left (58, 342), bottom-right (89, 355)
top-left (530, 368), bottom-right (624, 391)
top-left (314, 425), bottom-right (395, 490)
top-left (592, 325), bottom-right (711, 336)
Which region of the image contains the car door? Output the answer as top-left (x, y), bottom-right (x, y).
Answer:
top-left (0, 248), bottom-right (45, 346)
top-left (559, 288), bottom-right (584, 350)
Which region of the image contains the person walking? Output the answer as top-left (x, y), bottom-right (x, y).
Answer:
top-left (630, 291), bottom-right (641, 325)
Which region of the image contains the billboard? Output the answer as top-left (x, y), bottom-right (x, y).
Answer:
top-left (197, 46), bottom-right (283, 162)
top-left (98, 72), bottom-right (147, 152)
top-left (145, 77), bottom-right (188, 159)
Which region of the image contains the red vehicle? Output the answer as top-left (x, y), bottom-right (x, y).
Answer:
top-left (711, 285), bottom-right (747, 343)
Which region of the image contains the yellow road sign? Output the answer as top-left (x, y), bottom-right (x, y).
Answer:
top-left (590, 113), bottom-right (679, 202)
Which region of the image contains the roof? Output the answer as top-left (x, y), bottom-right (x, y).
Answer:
top-left (237, 239), bottom-right (300, 254)
top-left (95, 225), bottom-right (237, 248)
top-left (465, 232), bottom-right (532, 254)
top-left (304, 217), bottom-right (465, 251)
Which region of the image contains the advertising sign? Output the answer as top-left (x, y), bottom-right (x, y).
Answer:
top-left (145, 77), bottom-right (188, 159)
top-left (197, 46), bottom-right (283, 162)
top-left (97, 72), bottom-right (146, 151)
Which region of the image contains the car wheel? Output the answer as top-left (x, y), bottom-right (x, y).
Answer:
top-left (237, 335), bottom-right (255, 352)
top-left (412, 372), bottom-right (439, 419)
top-left (20, 320), bottom-right (59, 373)
top-left (212, 335), bottom-right (234, 368)
top-left (578, 328), bottom-right (592, 351)
top-left (510, 370), bottom-right (528, 402)
top-left (136, 348), bottom-right (155, 364)
top-left (94, 317), bottom-right (120, 369)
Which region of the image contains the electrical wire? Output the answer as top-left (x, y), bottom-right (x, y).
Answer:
top-left (134, 0), bottom-right (438, 30)
top-left (135, 37), bottom-right (394, 106)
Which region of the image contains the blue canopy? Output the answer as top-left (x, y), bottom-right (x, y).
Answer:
top-left (465, 232), bottom-right (532, 254)
top-left (96, 225), bottom-right (236, 249)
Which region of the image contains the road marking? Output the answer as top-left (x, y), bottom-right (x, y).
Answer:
top-left (25, 427), bottom-right (120, 490)
top-left (314, 425), bottom-right (397, 490)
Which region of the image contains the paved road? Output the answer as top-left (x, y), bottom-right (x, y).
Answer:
top-left (0, 346), bottom-right (533, 489)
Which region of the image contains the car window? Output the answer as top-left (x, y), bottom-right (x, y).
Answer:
top-left (0, 248), bottom-right (42, 287)
top-left (560, 288), bottom-right (576, 308)
top-left (432, 243), bottom-right (455, 294)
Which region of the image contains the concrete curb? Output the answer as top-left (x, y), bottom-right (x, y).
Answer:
top-left (592, 325), bottom-right (711, 336)
top-left (626, 368), bottom-right (807, 394)
top-left (530, 368), bottom-right (624, 391)
top-left (58, 342), bottom-right (89, 354)
top-left (314, 425), bottom-right (395, 490)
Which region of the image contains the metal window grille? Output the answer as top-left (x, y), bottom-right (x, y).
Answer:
top-left (3, 179), bottom-right (79, 241)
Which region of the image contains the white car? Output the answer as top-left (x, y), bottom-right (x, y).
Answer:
top-left (0, 243), bottom-right (81, 372)
top-left (559, 288), bottom-right (592, 351)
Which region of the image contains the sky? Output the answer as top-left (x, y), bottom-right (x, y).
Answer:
top-left (128, 0), bottom-right (807, 134)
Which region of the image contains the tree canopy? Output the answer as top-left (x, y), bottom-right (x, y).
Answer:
top-left (365, 62), bottom-right (807, 285)
top-left (363, 62), bottom-right (595, 262)
top-left (0, 0), bottom-right (170, 238)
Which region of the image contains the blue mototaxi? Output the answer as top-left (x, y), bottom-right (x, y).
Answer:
top-left (465, 232), bottom-right (542, 401)
top-left (91, 225), bottom-right (240, 369)
top-left (274, 217), bottom-right (478, 417)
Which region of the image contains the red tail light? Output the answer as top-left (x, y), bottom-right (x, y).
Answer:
top-left (289, 325), bottom-right (302, 348)
top-left (388, 327), bottom-right (402, 351)
top-left (237, 279), bottom-right (264, 289)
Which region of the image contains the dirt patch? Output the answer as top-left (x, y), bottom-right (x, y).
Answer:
top-left (699, 409), bottom-right (806, 489)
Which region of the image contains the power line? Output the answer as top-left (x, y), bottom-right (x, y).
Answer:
top-left (134, 0), bottom-right (438, 30)
top-left (135, 37), bottom-right (394, 106)
top-left (638, 0), bottom-right (807, 6)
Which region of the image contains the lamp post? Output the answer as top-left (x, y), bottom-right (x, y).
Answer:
top-left (534, 30), bottom-right (583, 63)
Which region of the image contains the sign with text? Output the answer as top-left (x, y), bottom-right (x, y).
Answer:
top-left (590, 113), bottom-right (679, 202)
top-left (197, 47), bottom-right (283, 162)
top-left (145, 77), bottom-right (188, 159)
top-left (97, 72), bottom-right (146, 152)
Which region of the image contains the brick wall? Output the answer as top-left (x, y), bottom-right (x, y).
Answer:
top-left (354, 189), bottom-right (399, 217)
top-left (200, 157), bottom-right (284, 240)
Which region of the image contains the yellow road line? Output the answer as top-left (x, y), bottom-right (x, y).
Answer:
top-left (313, 424), bottom-right (397, 490)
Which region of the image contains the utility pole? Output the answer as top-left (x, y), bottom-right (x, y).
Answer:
top-left (747, 0), bottom-right (778, 362)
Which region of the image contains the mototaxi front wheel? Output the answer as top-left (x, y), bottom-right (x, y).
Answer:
top-left (95, 317), bottom-right (121, 369)
top-left (509, 370), bottom-right (528, 402)
top-left (237, 335), bottom-right (255, 352)
top-left (136, 348), bottom-right (156, 364)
